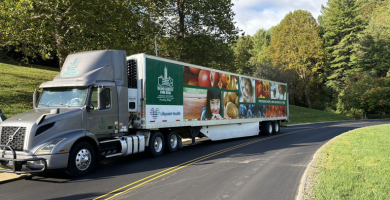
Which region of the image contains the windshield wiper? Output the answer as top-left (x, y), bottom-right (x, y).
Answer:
top-left (53, 104), bottom-right (69, 107)
top-left (38, 103), bottom-right (49, 107)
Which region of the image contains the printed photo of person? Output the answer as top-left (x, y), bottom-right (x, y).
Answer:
top-left (239, 77), bottom-right (255, 103)
top-left (201, 90), bottom-right (222, 120)
top-left (270, 83), bottom-right (279, 100)
top-left (278, 84), bottom-right (287, 100)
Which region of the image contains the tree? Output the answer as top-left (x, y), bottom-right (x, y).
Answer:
top-left (249, 29), bottom-right (271, 68)
top-left (0, 0), bottom-right (146, 68)
top-left (358, 1), bottom-right (390, 77)
top-left (269, 10), bottom-right (324, 108)
top-left (320, 0), bottom-right (366, 91)
top-left (147, 0), bottom-right (240, 70)
top-left (232, 35), bottom-right (254, 75)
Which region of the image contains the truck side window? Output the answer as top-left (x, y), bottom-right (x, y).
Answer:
top-left (90, 88), bottom-right (110, 110)
top-left (91, 88), bottom-right (98, 110)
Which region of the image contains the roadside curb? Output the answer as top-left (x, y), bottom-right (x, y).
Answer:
top-left (282, 119), bottom-right (388, 127)
top-left (0, 173), bottom-right (32, 184)
top-left (295, 148), bottom-right (320, 200)
top-left (282, 119), bottom-right (356, 127)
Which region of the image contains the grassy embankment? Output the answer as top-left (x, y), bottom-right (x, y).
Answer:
top-left (0, 62), bottom-right (59, 118)
top-left (282, 105), bottom-right (353, 125)
top-left (306, 124), bottom-right (390, 199)
top-left (0, 62), bottom-right (353, 124)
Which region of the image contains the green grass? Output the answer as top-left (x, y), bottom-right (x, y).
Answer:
top-left (0, 62), bottom-right (59, 118)
top-left (283, 105), bottom-right (354, 125)
top-left (307, 125), bottom-right (390, 199)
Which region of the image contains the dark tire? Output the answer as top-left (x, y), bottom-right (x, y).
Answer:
top-left (273, 121), bottom-right (280, 134)
top-left (165, 130), bottom-right (179, 153)
top-left (66, 142), bottom-right (96, 177)
top-left (262, 121), bottom-right (273, 135)
top-left (148, 131), bottom-right (165, 157)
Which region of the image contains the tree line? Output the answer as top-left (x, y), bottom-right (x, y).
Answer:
top-left (232, 0), bottom-right (390, 118)
top-left (1, 0), bottom-right (389, 117)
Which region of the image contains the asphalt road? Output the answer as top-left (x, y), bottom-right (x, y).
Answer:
top-left (1, 120), bottom-right (389, 200)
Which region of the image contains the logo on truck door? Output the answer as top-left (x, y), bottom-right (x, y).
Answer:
top-left (99, 118), bottom-right (106, 129)
top-left (157, 67), bottom-right (174, 102)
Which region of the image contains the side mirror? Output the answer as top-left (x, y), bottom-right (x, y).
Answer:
top-left (33, 89), bottom-right (39, 108)
top-left (98, 88), bottom-right (106, 110)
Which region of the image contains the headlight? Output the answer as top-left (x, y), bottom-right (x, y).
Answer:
top-left (35, 138), bottom-right (64, 155)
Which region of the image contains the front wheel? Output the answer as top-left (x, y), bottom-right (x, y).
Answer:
top-left (148, 131), bottom-right (165, 157)
top-left (66, 142), bottom-right (96, 177)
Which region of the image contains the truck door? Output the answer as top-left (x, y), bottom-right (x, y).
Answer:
top-left (87, 86), bottom-right (118, 137)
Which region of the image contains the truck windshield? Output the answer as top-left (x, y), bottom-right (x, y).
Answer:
top-left (38, 87), bottom-right (88, 107)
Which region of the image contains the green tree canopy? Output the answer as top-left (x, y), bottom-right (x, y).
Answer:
top-left (0, 0), bottom-right (149, 68)
top-left (147, 0), bottom-right (240, 71)
top-left (232, 35), bottom-right (254, 75)
top-left (320, 0), bottom-right (366, 90)
top-left (269, 10), bottom-right (324, 108)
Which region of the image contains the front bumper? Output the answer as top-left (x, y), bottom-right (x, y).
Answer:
top-left (0, 145), bottom-right (69, 174)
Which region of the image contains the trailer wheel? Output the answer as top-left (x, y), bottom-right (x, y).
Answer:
top-left (273, 121), bottom-right (280, 134)
top-left (148, 131), bottom-right (165, 157)
top-left (66, 142), bottom-right (96, 177)
top-left (263, 121), bottom-right (273, 135)
top-left (165, 130), bottom-right (179, 153)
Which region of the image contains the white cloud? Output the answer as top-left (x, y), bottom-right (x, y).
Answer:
top-left (232, 0), bottom-right (328, 35)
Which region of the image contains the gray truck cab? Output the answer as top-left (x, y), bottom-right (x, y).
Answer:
top-left (0, 50), bottom-right (131, 177)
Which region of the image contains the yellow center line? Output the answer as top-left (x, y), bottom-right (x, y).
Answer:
top-left (94, 121), bottom-right (373, 200)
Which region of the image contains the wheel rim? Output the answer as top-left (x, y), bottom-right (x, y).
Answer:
top-left (275, 123), bottom-right (279, 132)
top-left (170, 134), bottom-right (178, 149)
top-left (268, 124), bottom-right (273, 134)
top-left (75, 149), bottom-right (91, 171)
top-left (154, 137), bottom-right (163, 153)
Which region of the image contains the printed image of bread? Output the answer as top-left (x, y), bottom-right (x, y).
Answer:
top-left (226, 102), bottom-right (238, 117)
top-left (235, 96), bottom-right (238, 106)
top-left (224, 92), bottom-right (231, 106)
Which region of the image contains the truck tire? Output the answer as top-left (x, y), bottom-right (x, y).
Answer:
top-left (66, 142), bottom-right (96, 177)
top-left (273, 121), bottom-right (280, 134)
top-left (148, 131), bottom-right (165, 157)
top-left (263, 121), bottom-right (273, 135)
top-left (165, 130), bottom-right (179, 153)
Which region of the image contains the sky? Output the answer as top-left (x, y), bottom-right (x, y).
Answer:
top-left (232, 0), bottom-right (329, 36)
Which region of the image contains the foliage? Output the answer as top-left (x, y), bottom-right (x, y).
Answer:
top-left (0, 0), bottom-right (152, 68)
top-left (269, 10), bottom-right (324, 108)
top-left (358, 1), bottom-right (390, 77)
top-left (147, 0), bottom-right (239, 71)
top-left (342, 75), bottom-right (390, 115)
top-left (320, 0), bottom-right (366, 91)
top-left (231, 35), bottom-right (254, 75)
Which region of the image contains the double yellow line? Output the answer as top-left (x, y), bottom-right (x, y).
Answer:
top-left (94, 121), bottom-right (372, 200)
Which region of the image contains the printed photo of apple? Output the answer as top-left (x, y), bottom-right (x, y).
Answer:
top-left (183, 66), bottom-right (237, 90)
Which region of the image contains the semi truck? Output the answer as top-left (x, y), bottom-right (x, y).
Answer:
top-left (0, 50), bottom-right (289, 177)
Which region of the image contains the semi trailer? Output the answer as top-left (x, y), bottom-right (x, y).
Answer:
top-left (0, 50), bottom-right (289, 177)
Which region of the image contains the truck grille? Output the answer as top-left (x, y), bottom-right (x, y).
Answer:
top-left (0, 126), bottom-right (26, 151)
top-left (127, 59), bottom-right (137, 88)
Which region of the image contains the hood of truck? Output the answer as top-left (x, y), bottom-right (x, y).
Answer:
top-left (1, 108), bottom-right (80, 127)
top-left (0, 108), bottom-right (83, 153)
